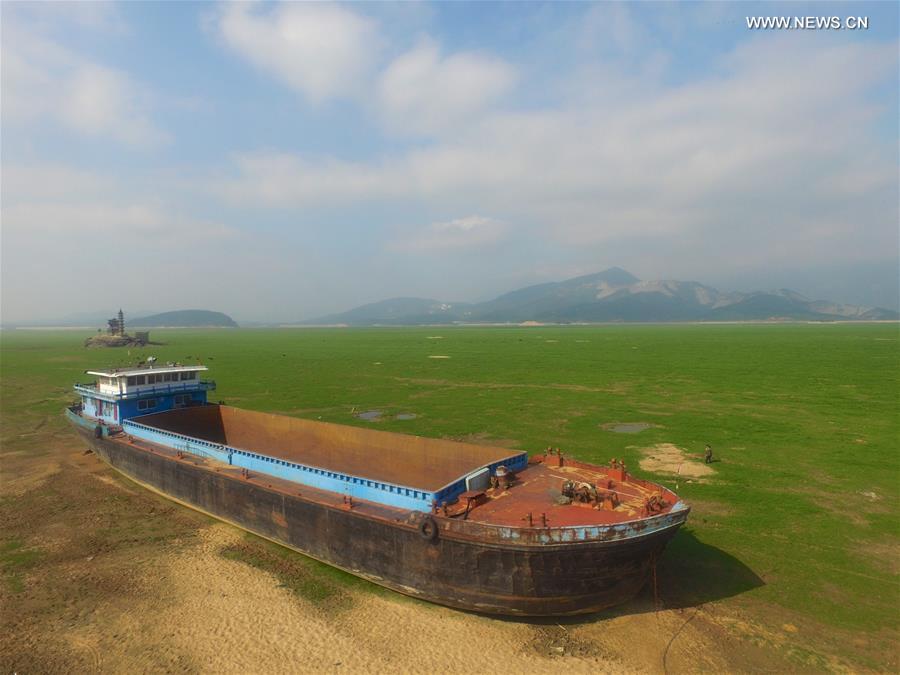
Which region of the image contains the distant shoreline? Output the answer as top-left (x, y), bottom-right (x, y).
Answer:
top-left (276, 319), bottom-right (900, 328)
top-left (6, 319), bottom-right (898, 331)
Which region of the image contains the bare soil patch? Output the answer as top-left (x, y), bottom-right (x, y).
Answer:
top-left (852, 540), bottom-right (900, 576)
top-left (601, 422), bottom-right (660, 433)
top-left (1, 456), bottom-right (61, 496)
top-left (638, 443), bottom-right (716, 479)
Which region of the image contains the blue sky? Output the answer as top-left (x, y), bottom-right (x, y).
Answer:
top-left (2, 1), bottom-right (897, 322)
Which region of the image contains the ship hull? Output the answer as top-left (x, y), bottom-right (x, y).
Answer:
top-left (70, 422), bottom-right (683, 616)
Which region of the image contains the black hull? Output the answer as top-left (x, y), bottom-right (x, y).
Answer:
top-left (72, 425), bottom-right (682, 616)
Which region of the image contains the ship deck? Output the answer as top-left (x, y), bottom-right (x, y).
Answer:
top-left (464, 460), bottom-right (680, 527)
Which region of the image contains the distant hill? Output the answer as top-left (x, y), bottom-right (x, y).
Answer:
top-left (302, 268), bottom-right (899, 325)
top-left (130, 310), bottom-right (238, 328)
top-left (309, 298), bottom-right (471, 326)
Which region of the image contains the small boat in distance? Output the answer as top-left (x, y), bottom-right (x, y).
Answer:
top-left (67, 361), bottom-right (689, 616)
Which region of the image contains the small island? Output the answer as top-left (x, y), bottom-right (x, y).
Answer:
top-left (84, 309), bottom-right (237, 348)
top-left (84, 310), bottom-right (154, 348)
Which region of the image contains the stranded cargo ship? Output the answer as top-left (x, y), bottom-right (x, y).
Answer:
top-left (67, 361), bottom-right (690, 616)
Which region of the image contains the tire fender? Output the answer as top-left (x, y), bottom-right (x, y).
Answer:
top-left (419, 515), bottom-right (439, 541)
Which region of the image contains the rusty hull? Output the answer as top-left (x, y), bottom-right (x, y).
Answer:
top-left (69, 416), bottom-right (689, 617)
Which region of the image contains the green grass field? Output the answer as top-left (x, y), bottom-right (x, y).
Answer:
top-left (2, 324), bottom-right (897, 668)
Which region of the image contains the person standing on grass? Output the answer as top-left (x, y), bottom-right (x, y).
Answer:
top-left (704, 444), bottom-right (713, 464)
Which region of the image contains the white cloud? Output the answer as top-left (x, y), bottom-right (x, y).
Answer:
top-left (1, 14), bottom-right (168, 148)
top-left (7, 1), bottom-right (129, 35)
top-left (217, 152), bottom-right (405, 205)
top-left (215, 3), bottom-right (381, 103)
top-left (211, 34), bottom-right (897, 270)
top-left (578, 1), bottom-right (644, 55)
top-left (61, 64), bottom-right (169, 146)
top-left (212, 4), bottom-right (515, 133)
top-left (378, 38), bottom-right (517, 135)
top-left (391, 215), bottom-right (510, 252)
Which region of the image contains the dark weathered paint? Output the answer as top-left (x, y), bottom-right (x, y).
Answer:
top-left (68, 412), bottom-right (688, 616)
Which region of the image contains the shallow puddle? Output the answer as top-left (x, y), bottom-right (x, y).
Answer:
top-left (603, 422), bottom-right (654, 433)
top-left (355, 410), bottom-right (382, 421)
top-left (395, 413), bottom-right (417, 420)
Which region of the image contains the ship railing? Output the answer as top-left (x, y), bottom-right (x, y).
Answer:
top-left (121, 419), bottom-right (432, 511)
top-left (122, 419), bottom-right (231, 463)
top-left (74, 380), bottom-right (216, 400)
top-left (440, 498), bottom-right (691, 544)
top-left (172, 441), bottom-right (220, 462)
top-left (227, 447), bottom-right (434, 512)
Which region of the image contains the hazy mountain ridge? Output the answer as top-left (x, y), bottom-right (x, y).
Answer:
top-left (303, 268), bottom-right (899, 325)
top-left (309, 298), bottom-right (473, 326)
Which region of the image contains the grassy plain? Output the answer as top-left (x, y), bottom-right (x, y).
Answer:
top-left (1, 324), bottom-right (898, 671)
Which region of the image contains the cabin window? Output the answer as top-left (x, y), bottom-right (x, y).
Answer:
top-left (127, 376), bottom-right (136, 386)
top-left (181, 372), bottom-right (196, 381)
top-left (138, 398), bottom-right (158, 411)
top-left (136, 375), bottom-right (146, 385)
top-left (174, 394), bottom-right (190, 408)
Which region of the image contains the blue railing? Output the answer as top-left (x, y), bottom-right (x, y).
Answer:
top-left (122, 418), bottom-right (438, 512)
top-left (74, 380), bottom-right (216, 401)
top-left (124, 418), bottom-right (227, 451)
top-left (123, 419), bottom-right (232, 464)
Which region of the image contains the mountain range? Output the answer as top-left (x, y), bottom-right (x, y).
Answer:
top-left (303, 268), bottom-right (899, 325)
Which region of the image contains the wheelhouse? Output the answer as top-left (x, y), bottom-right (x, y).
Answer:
top-left (74, 363), bottom-right (214, 424)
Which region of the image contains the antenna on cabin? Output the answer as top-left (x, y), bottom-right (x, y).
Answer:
top-left (146, 356), bottom-right (157, 367)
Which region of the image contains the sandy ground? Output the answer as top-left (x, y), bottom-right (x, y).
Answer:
top-left (55, 521), bottom-right (778, 674)
top-left (638, 444), bottom-right (715, 480)
top-left (1, 433), bottom-right (857, 674)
